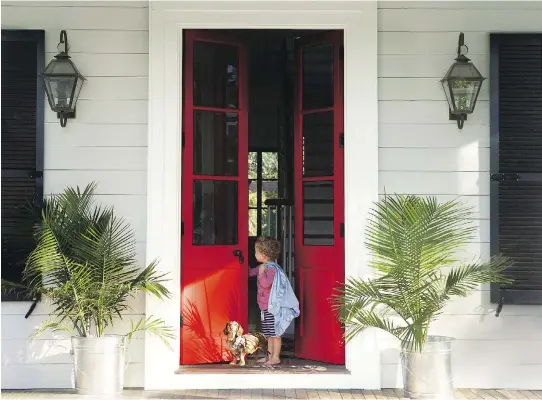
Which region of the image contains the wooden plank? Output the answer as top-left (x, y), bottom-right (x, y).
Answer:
top-left (44, 170), bottom-right (147, 196)
top-left (1, 5), bottom-right (148, 30)
top-left (339, 389), bottom-right (355, 399)
top-left (317, 389), bottom-right (331, 399)
top-left (44, 30), bottom-right (148, 54)
top-left (372, 391), bottom-right (388, 400)
top-left (45, 100), bottom-right (148, 124)
top-left (45, 147), bottom-right (147, 171)
top-left (379, 100), bottom-right (488, 125)
top-left (382, 388), bottom-right (397, 398)
top-left (328, 390), bottom-right (342, 399)
top-left (507, 390), bottom-right (528, 400)
top-left (379, 55), bottom-right (489, 78)
top-left (273, 389), bottom-right (286, 399)
top-left (379, 171), bottom-right (490, 196)
top-left (379, 2), bottom-right (542, 10)
top-left (239, 390), bottom-right (251, 399)
top-left (350, 389), bottom-right (366, 400)
top-left (284, 389), bottom-right (296, 399)
top-left (378, 9), bottom-right (542, 32)
top-left (378, 123), bottom-right (489, 148)
top-left (379, 147), bottom-right (489, 172)
top-left (218, 389), bottom-right (230, 399)
top-left (306, 389), bottom-right (319, 399)
top-left (79, 77), bottom-right (148, 101)
top-left (295, 389), bottom-right (308, 399)
top-left (520, 392), bottom-right (542, 400)
top-left (379, 78), bottom-right (489, 102)
top-left (45, 123), bottom-right (147, 147)
top-left (378, 32), bottom-right (489, 56)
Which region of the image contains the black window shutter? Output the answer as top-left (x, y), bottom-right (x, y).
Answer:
top-left (490, 34), bottom-right (542, 305)
top-left (1, 30), bottom-right (45, 301)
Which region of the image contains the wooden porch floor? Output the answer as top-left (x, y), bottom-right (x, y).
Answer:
top-left (3, 389), bottom-right (542, 399)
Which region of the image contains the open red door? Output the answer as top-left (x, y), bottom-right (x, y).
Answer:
top-left (294, 31), bottom-right (345, 364)
top-left (181, 31), bottom-right (249, 365)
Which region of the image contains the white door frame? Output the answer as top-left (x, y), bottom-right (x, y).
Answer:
top-left (145, 0), bottom-right (380, 390)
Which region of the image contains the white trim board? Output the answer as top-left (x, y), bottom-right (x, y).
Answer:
top-left (145, 0), bottom-right (379, 390)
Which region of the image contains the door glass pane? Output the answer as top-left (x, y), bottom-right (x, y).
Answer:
top-left (303, 112), bottom-right (334, 177)
top-left (194, 111), bottom-right (238, 176)
top-left (303, 181), bottom-right (334, 246)
top-left (262, 207), bottom-right (277, 238)
top-left (193, 41), bottom-right (238, 109)
top-left (262, 180), bottom-right (279, 205)
top-left (193, 180), bottom-right (238, 245)
top-left (249, 209), bottom-right (258, 237)
top-left (302, 42), bottom-right (333, 110)
top-left (262, 152), bottom-right (279, 179)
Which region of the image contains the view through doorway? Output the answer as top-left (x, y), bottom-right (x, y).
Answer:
top-left (180, 29), bottom-right (345, 372)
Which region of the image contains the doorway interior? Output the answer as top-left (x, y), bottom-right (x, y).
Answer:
top-left (180, 29), bottom-right (345, 371)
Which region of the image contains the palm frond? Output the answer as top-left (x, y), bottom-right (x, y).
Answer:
top-left (334, 194), bottom-right (512, 352)
top-left (127, 316), bottom-right (176, 350)
top-left (10, 183), bottom-right (173, 346)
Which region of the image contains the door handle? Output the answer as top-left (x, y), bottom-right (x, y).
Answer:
top-left (233, 249), bottom-right (244, 264)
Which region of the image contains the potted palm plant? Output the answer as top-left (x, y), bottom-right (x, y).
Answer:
top-left (2, 183), bottom-right (174, 396)
top-left (333, 194), bottom-right (511, 399)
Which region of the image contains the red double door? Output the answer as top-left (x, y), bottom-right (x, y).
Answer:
top-left (181, 30), bottom-right (344, 365)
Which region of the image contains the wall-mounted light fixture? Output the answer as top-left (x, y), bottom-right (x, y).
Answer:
top-left (40, 30), bottom-right (86, 127)
top-left (440, 32), bottom-right (485, 129)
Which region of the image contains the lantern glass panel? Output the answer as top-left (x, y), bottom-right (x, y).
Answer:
top-left (44, 76), bottom-right (76, 111)
top-left (449, 79), bottom-right (481, 114)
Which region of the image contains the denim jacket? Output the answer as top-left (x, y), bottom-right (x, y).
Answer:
top-left (266, 262), bottom-right (300, 337)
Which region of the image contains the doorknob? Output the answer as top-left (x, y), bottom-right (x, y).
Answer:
top-left (233, 249), bottom-right (244, 264)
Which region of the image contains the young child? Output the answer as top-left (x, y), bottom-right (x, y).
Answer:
top-left (249, 236), bottom-right (299, 366)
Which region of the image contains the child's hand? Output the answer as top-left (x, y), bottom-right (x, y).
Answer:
top-left (258, 264), bottom-right (266, 275)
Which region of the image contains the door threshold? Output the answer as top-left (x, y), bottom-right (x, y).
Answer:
top-left (176, 358), bottom-right (348, 375)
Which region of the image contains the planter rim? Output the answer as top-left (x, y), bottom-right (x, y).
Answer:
top-left (400, 335), bottom-right (455, 354)
top-left (71, 334), bottom-right (127, 340)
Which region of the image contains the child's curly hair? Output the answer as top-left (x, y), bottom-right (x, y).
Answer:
top-left (255, 236), bottom-right (281, 260)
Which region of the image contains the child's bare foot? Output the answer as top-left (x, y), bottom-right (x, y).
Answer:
top-left (264, 358), bottom-right (280, 366)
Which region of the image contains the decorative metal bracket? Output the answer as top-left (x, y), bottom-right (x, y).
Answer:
top-left (495, 294), bottom-right (505, 317)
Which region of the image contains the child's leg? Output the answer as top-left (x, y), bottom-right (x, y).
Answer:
top-left (265, 337), bottom-right (281, 365)
top-left (259, 339), bottom-right (272, 363)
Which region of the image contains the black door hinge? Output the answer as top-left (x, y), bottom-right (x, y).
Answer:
top-left (181, 221), bottom-right (184, 237)
top-left (491, 173), bottom-right (520, 182)
top-left (340, 223), bottom-right (345, 238)
top-left (339, 133), bottom-right (344, 148)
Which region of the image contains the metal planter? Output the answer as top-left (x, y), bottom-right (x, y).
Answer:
top-left (71, 335), bottom-right (127, 396)
top-left (401, 336), bottom-right (454, 400)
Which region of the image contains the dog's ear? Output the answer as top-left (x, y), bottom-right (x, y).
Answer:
top-left (223, 322), bottom-right (230, 335)
top-left (237, 324), bottom-right (244, 337)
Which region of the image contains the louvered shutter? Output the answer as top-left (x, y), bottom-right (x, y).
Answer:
top-left (1, 30), bottom-right (45, 301)
top-left (490, 34), bottom-right (542, 305)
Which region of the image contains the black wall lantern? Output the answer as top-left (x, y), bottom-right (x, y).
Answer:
top-left (40, 30), bottom-right (86, 127)
top-left (440, 32), bottom-right (485, 129)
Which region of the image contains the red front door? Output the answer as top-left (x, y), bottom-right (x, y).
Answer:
top-left (294, 31), bottom-right (345, 364)
top-left (181, 31), bottom-right (249, 365)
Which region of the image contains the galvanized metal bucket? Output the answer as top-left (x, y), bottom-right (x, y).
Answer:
top-left (71, 335), bottom-right (127, 396)
top-left (401, 336), bottom-right (454, 400)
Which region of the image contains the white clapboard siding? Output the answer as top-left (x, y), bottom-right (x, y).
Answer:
top-left (45, 123), bottom-right (147, 147)
top-left (379, 78), bottom-right (489, 101)
top-left (1, 1), bottom-right (149, 389)
top-left (379, 148), bottom-right (490, 172)
top-left (379, 55), bottom-right (489, 78)
top-left (0, 5), bottom-right (148, 30)
top-left (43, 53), bottom-right (148, 77)
top-left (378, 1), bottom-right (542, 389)
top-left (379, 123), bottom-right (490, 148)
top-left (79, 77), bottom-right (148, 100)
top-left (379, 171), bottom-right (490, 196)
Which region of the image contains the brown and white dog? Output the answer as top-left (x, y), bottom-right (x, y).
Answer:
top-left (223, 321), bottom-right (268, 366)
